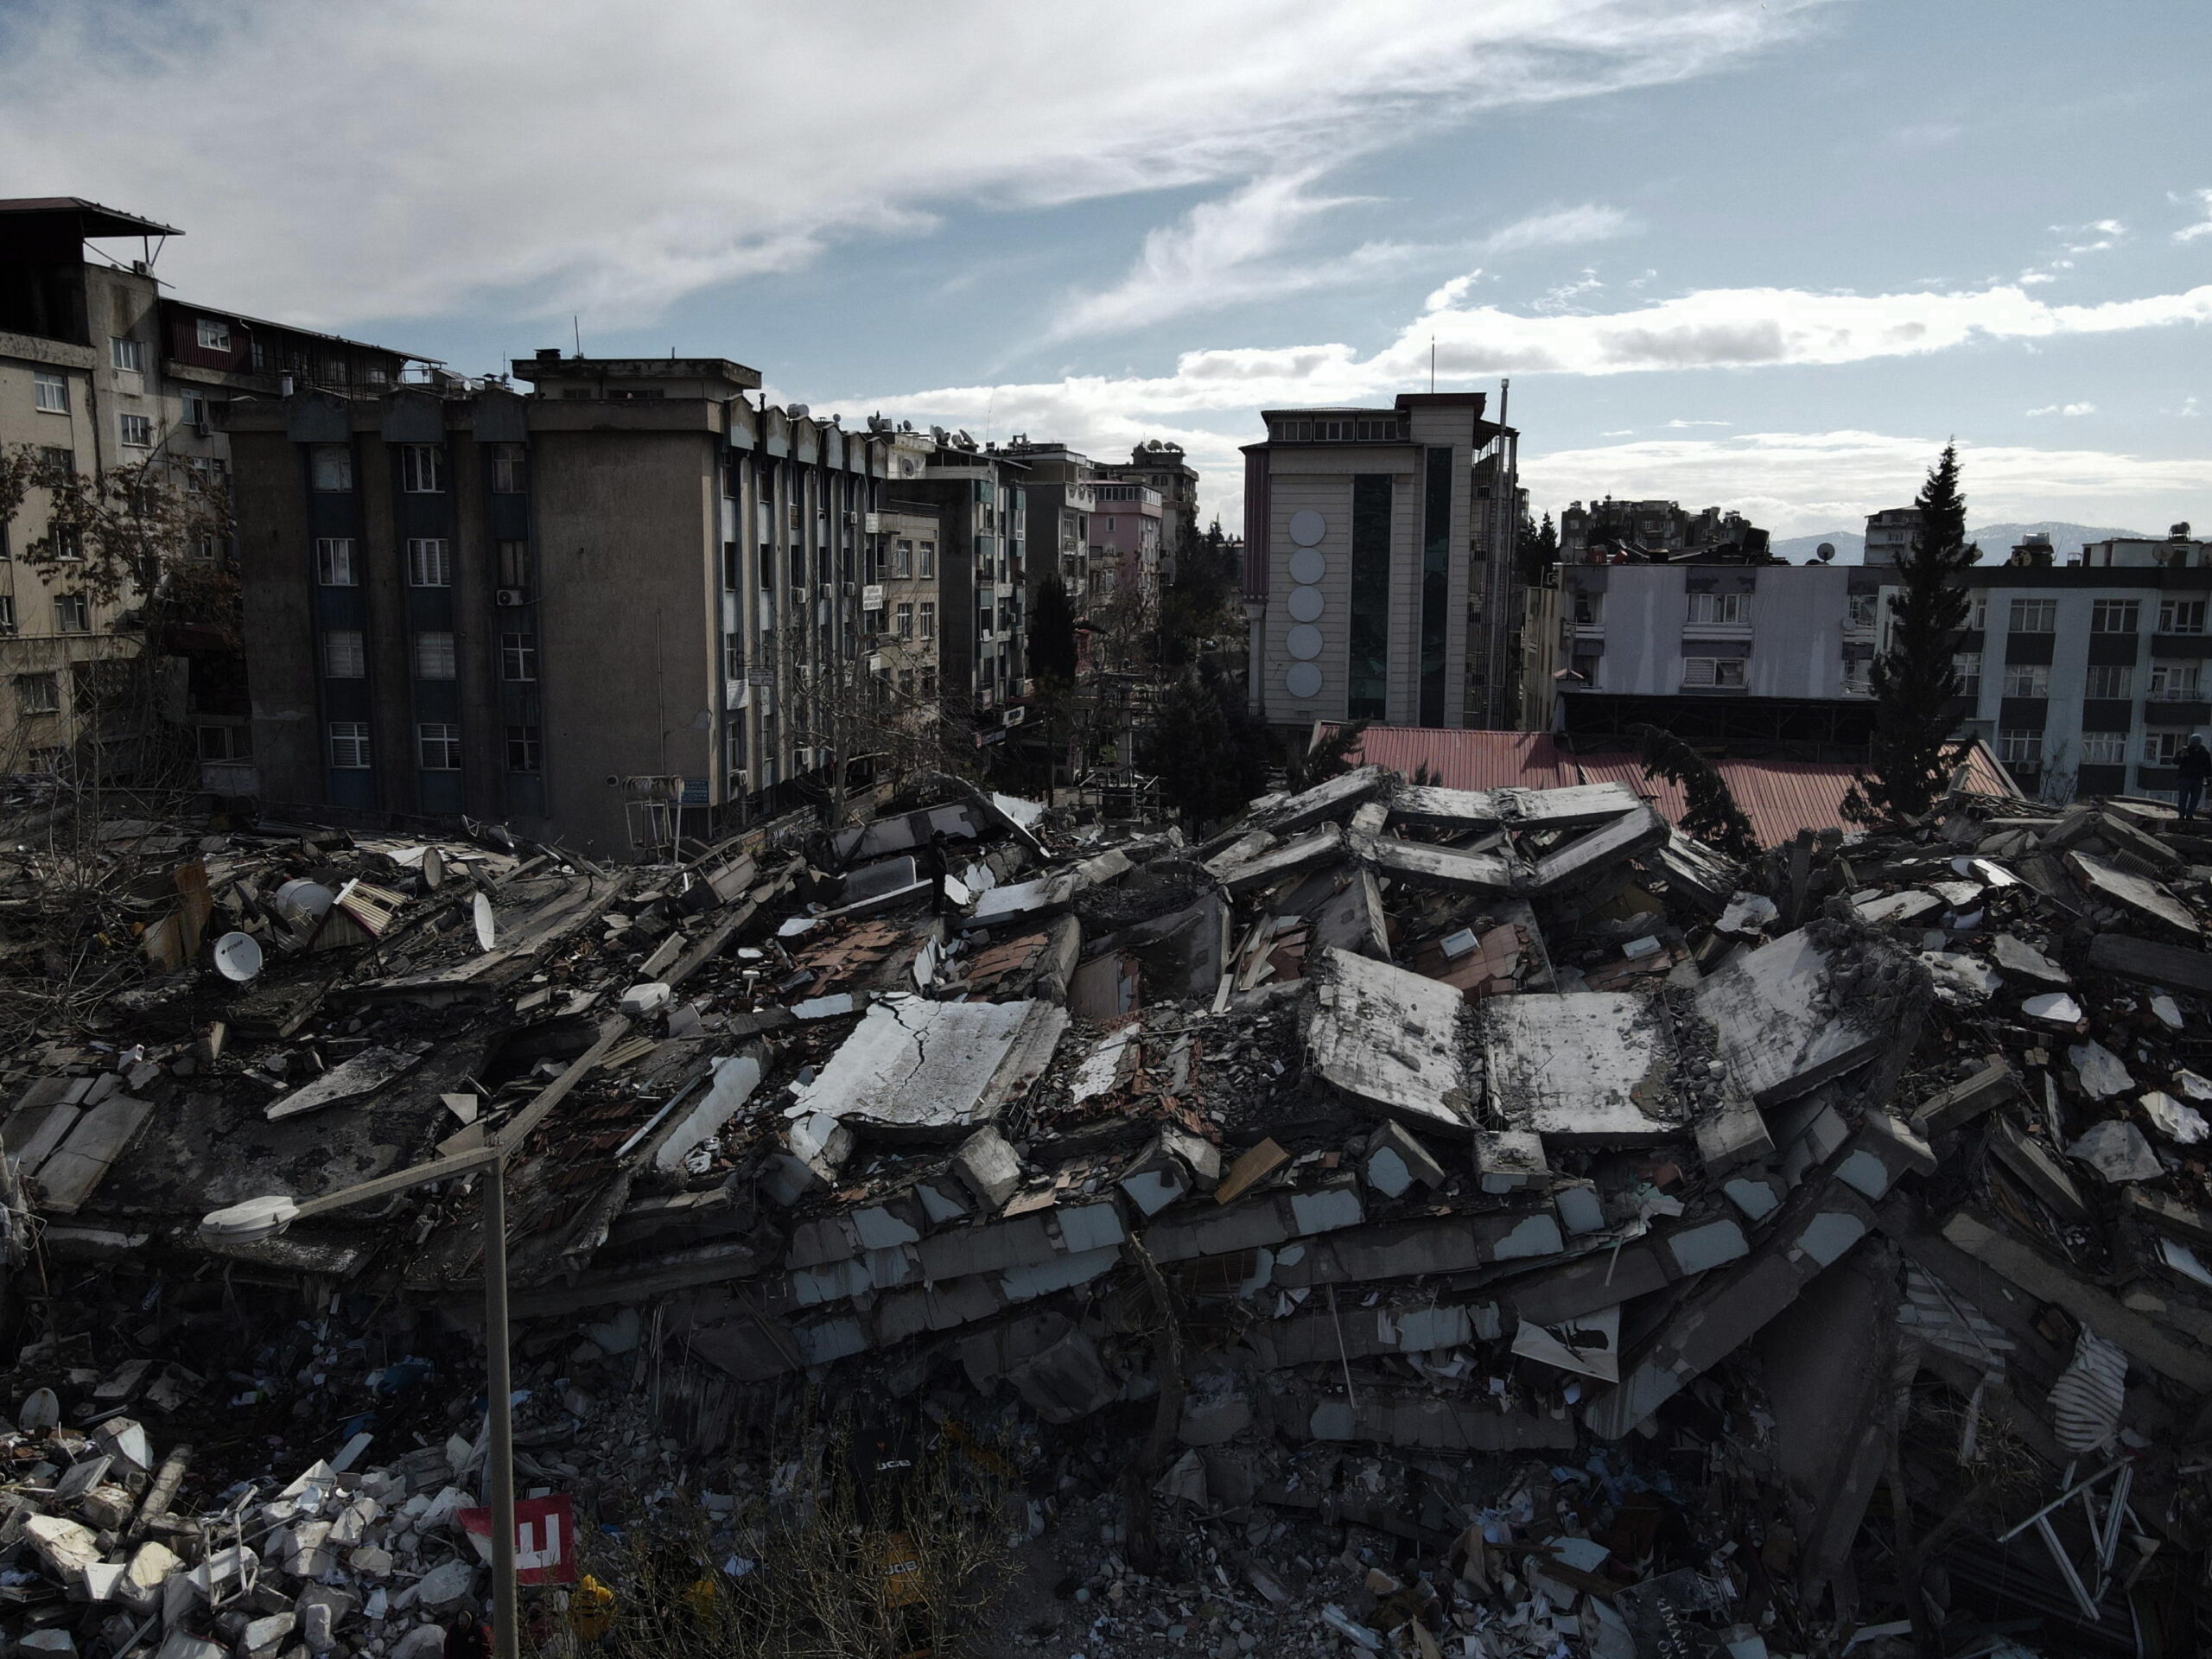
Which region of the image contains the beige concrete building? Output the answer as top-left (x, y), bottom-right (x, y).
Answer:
top-left (1237, 393), bottom-right (1519, 731)
top-left (0, 198), bottom-right (414, 782)
top-left (865, 505), bottom-right (944, 708)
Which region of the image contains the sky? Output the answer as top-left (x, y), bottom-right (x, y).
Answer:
top-left (5, 0), bottom-right (2209, 540)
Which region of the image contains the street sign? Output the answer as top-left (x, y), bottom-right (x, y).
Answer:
top-left (459, 1495), bottom-right (578, 1585)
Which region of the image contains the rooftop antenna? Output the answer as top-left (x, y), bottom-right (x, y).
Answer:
top-left (1429, 337), bottom-right (1436, 393)
top-left (573, 315), bottom-right (582, 358)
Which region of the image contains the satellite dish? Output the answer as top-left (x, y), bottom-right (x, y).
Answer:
top-left (1815, 543), bottom-right (1836, 563)
top-left (422, 846), bottom-right (446, 890)
top-left (213, 931), bottom-right (264, 983)
top-left (473, 892), bottom-right (497, 952)
top-left (273, 879), bottom-right (335, 924)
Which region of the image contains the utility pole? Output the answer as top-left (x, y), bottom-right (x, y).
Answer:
top-left (483, 1159), bottom-right (519, 1659)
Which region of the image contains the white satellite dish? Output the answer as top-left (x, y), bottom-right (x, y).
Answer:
top-left (473, 892), bottom-right (497, 952)
top-left (422, 846), bottom-right (446, 890)
top-left (212, 931), bottom-right (264, 983)
top-left (274, 879), bottom-right (335, 925)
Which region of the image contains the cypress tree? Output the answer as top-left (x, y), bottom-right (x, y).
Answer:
top-left (1029, 572), bottom-right (1077, 688)
top-left (1631, 723), bottom-right (1760, 860)
top-left (1845, 444), bottom-right (1979, 824)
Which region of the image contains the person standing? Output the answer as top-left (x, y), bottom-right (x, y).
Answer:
top-left (922, 830), bottom-right (953, 915)
top-left (2178, 734), bottom-right (2212, 824)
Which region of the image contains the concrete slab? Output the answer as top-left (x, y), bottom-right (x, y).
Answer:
top-left (791, 998), bottom-right (1067, 1144)
top-left (1479, 994), bottom-right (1685, 1141)
top-left (37, 1096), bottom-right (156, 1214)
top-left (1694, 928), bottom-right (1896, 1104)
top-left (1306, 948), bottom-right (1476, 1130)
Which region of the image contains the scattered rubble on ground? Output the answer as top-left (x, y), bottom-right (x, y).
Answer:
top-left (5, 772), bottom-right (2212, 1656)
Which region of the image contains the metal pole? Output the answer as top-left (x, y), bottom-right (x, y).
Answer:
top-left (484, 1157), bottom-right (520, 1659)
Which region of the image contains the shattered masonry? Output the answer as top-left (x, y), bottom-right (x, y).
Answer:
top-left (7, 772), bottom-right (2212, 1655)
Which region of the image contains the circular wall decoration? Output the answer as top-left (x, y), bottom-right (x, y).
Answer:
top-left (1284, 661), bottom-right (1324, 699)
top-left (1286, 623), bottom-right (1325, 660)
top-left (1287, 509), bottom-right (1327, 547)
top-left (1287, 585), bottom-right (1325, 623)
top-left (1288, 547), bottom-right (1325, 585)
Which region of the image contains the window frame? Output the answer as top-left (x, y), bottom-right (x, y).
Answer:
top-left (499, 631), bottom-right (537, 683)
top-left (2150, 662), bottom-right (2202, 702)
top-left (490, 443), bottom-right (527, 495)
top-left (329, 721), bottom-right (372, 769)
top-left (2084, 663), bottom-right (2133, 701)
top-left (2001, 662), bottom-right (2050, 699)
top-left (118, 412), bottom-right (153, 448)
top-left (399, 444), bottom-right (447, 494)
top-left (2080, 731), bottom-right (2128, 766)
top-left (109, 336), bottom-right (146, 374)
top-left (53, 593), bottom-right (90, 634)
top-left (310, 445), bottom-right (354, 493)
top-left (322, 630), bottom-right (366, 679)
top-left (33, 372), bottom-right (69, 414)
top-left (315, 537), bottom-right (358, 586)
top-left (2090, 599), bottom-right (2141, 634)
top-left (416, 721), bottom-right (463, 771)
top-left (1681, 656), bottom-right (1746, 689)
top-left (2159, 598), bottom-right (2207, 635)
top-left (406, 537), bottom-right (453, 588)
top-left (415, 631), bottom-right (457, 680)
top-left (2007, 598), bottom-right (2057, 634)
top-left (1999, 728), bottom-right (2044, 766)
top-left (16, 672), bottom-right (60, 715)
top-left (505, 724), bottom-right (541, 773)
top-left (194, 318), bottom-right (232, 353)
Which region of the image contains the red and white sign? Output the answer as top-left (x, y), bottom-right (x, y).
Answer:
top-left (458, 1495), bottom-right (578, 1585)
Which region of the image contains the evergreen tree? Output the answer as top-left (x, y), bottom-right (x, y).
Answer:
top-left (1028, 572), bottom-right (1077, 688)
top-left (1138, 669), bottom-right (1268, 826)
top-left (1844, 445), bottom-right (1979, 824)
top-left (1631, 724), bottom-right (1759, 860)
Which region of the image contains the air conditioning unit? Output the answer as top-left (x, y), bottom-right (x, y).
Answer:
top-left (842, 510), bottom-right (857, 525)
top-left (191, 416), bottom-right (212, 438)
top-left (495, 588), bottom-right (529, 607)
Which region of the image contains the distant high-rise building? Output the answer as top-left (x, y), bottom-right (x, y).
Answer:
top-left (1863, 505), bottom-right (1920, 567)
top-left (1560, 498), bottom-right (1768, 562)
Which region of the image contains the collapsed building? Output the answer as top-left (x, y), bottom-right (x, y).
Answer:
top-left (3, 766), bottom-right (2212, 1656)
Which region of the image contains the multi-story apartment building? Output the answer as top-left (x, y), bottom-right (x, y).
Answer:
top-left (1237, 391), bottom-right (1521, 730)
top-left (1095, 440), bottom-right (1198, 574)
top-left (880, 428), bottom-right (1029, 730)
top-left (999, 439), bottom-right (1095, 607)
top-left (863, 505), bottom-right (944, 708)
top-left (0, 197), bottom-right (415, 779)
top-left (227, 353), bottom-right (963, 858)
top-left (1559, 497), bottom-right (1769, 562)
top-left (1864, 506), bottom-right (1920, 567)
top-left (1087, 480), bottom-right (1162, 600)
top-left (1524, 557), bottom-right (1886, 741)
top-left (1945, 525), bottom-right (2212, 803)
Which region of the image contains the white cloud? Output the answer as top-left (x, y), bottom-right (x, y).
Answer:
top-left (0, 0), bottom-right (1815, 326)
top-left (1532, 269), bottom-right (1608, 314)
top-left (2181, 396), bottom-right (2202, 419)
top-left (1048, 170), bottom-right (1418, 340)
top-left (2055, 219), bottom-right (2126, 255)
top-left (2175, 189), bottom-right (2212, 243)
top-left (1479, 204), bottom-right (1637, 257)
top-left (2026, 401), bottom-right (2096, 416)
top-left (1665, 418), bottom-right (1732, 428)
top-left (1522, 430), bottom-right (2212, 538)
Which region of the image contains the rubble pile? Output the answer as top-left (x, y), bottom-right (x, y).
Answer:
top-left (4, 771), bottom-right (2212, 1655)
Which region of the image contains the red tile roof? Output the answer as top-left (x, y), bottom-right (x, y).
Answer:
top-left (1327, 726), bottom-right (2020, 848)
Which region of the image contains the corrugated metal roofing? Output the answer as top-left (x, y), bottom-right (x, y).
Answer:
top-left (1328, 726), bottom-right (2019, 847)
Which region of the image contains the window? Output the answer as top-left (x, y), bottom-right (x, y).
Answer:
top-left (406, 538), bottom-right (452, 587)
top-left (197, 724), bottom-right (251, 761)
top-left (329, 721), bottom-right (372, 768)
top-left (310, 445), bottom-right (353, 492)
top-left (500, 632), bottom-right (537, 682)
top-left (0, 596), bottom-right (13, 635)
top-left (415, 632), bottom-right (456, 679)
top-left (497, 540), bottom-right (530, 591)
top-left (16, 673), bottom-right (59, 715)
top-left (323, 631), bottom-right (365, 678)
top-left (490, 443), bottom-right (526, 494)
top-left (789, 543), bottom-right (806, 586)
top-left (34, 372), bottom-right (68, 414)
top-left (2082, 732), bottom-right (2128, 765)
top-left (417, 722), bottom-right (462, 770)
top-left (2146, 731), bottom-right (2187, 766)
top-left (315, 537), bottom-right (357, 586)
top-left (195, 318), bottom-right (231, 353)
top-left (48, 526), bottom-right (82, 562)
top-left (2007, 599), bottom-right (2056, 633)
top-left (2091, 600), bottom-right (2141, 633)
top-left (898, 668), bottom-right (916, 699)
top-left (2159, 598), bottom-right (2207, 634)
top-left (2151, 662), bottom-right (2201, 701)
top-left (1846, 593), bottom-right (1879, 629)
top-left (721, 541), bottom-right (741, 591)
top-left (724, 632), bottom-right (744, 680)
top-left (1969, 596), bottom-right (1987, 632)
top-left (920, 666), bottom-right (937, 699)
top-left (118, 413), bottom-right (152, 448)
top-left (2085, 664), bottom-right (2133, 700)
top-left (1686, 592), bottom-right (1748, 626)
top-left (918, 540), bottom-right (936, 578)
top-left (39, 446), bottom-right (73, 477)
top-left (1840, 658), bottom-right (1871, 694)
top-left (505, 724), bottom-right (540, 773)
top-left (54, 594), bottom-right (89, 634)
top-left (399, 444), bottom-right (445, 493)
top-left (1999, 728), bottom-right (2044, 767)
top-left (918, 601), bottom-right (936, 639)
top-left (893, 538), bottom-right (913, 577)
top-left (895, 602), bottom-right (914, 639)
top-left (1953, 652), bottom-right (1981, 696)
top-left (1682, 657), bottom-right (1745, 688)
top-left (2001, 662), bottom-right (2050, 698)
top-left (110, 337), bottom-right (145, 374)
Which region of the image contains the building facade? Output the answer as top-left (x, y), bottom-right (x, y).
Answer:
top-left (1944, 527), bottom-right (2212, 804)
top-left (1238, 392), bottom-right (1518, 730)
top-left (1527, 560), bottom-right (1885, 740)
top-left (1087, 480), bottom-right (1162, 600)
top-left (1095, 440), bottom-right (1198, 574)
top-left (1863, 506), bottom-right (1919, 567)
top-left (0, 198), bottom-right (414, 779)
top-left (863, 505), bottom-right (944, 711)
top-left (1560, 498), bottom-right (1769, 562)
top-left (883, 430), bottom-right (1028, 726)
top-left (227, 354), bottom-right (995, 858)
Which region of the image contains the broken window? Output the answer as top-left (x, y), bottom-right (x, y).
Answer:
top-left (416, 722), bottom-right (461, 770)
top-left (15, 673), bottom-right (59, 715)
top-left (1846, 592), bottom-right (1879, 629)
top-left (2001, 662), bottom-right (2049, 698)
top-left (323, 631), bottom-right (365, 678)
top-left (328, 721), bottom-right (371, 768)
